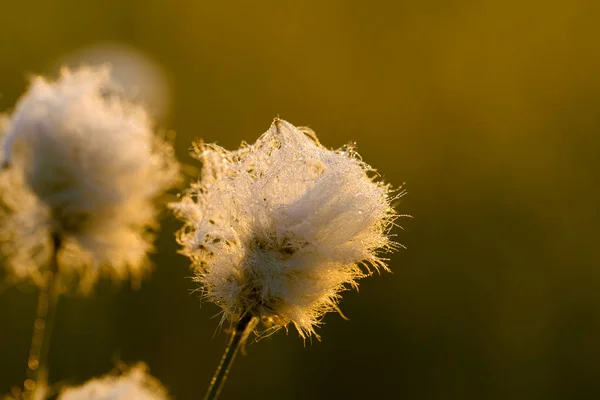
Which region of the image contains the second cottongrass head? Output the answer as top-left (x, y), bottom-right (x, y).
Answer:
top-left (57, 363), bottom-right (169, 400)
top-left (173, 118), bottom-right (400, 339)
top-left (0, 67), bottom-right (180, 291)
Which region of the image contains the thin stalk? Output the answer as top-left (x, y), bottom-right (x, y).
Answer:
top-left (203, 313), bottom-right (255, 400)
top-left (24, 233), bottom-right (62, 398)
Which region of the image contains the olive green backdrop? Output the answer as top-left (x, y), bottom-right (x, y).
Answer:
top-left (1, 1), bottom-right (599, 399)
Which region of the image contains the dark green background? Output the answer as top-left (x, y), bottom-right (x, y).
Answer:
top-left (1, 1), bottom-right (599, 399)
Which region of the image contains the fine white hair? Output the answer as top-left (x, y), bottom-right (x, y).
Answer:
top-left (173, 118), bottom-right (400, 339)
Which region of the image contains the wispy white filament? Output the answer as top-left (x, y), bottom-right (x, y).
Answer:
top-left (58, 364), bottom-right (169, 400)
top-left (0, 67), bottom-right (179, 291)
top-left (173, 118), bottom-right (399, 339)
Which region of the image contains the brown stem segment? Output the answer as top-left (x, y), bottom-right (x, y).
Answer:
top-left (203, 313), bottom-right (255, 400)
top-left (24, 233), bottom-right (61, 398)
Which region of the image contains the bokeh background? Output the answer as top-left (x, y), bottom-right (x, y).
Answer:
top-left (1, 1), bottom-right (599, 399)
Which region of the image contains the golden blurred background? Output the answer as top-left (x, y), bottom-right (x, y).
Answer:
top-left (1, 0), bottom-right (599, 398)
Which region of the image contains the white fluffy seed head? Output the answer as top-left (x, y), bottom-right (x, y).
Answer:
top-left (57, 363), bottom-right (169, 400)
top-left (173, 118), bottom-right (400, 339)
top-left (0, 67), bottom-right (180, 291)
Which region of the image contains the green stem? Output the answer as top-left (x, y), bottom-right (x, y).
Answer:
top-left (203, 313), bottom-right (255, 400)
top-left (24, 234), bottom-right (61, 398)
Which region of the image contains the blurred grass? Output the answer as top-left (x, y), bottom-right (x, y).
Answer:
top-left (1, 0), bottom-right (599, 399)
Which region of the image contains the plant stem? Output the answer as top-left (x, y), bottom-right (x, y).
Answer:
top-left (203, 313), bottom-right (255, 400)
top-left (24, 233), bottom-right (62, 399)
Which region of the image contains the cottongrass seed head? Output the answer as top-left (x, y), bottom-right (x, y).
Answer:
top-left (0, 66), bottom-right (180, 291)
top-left (172, 118), bottom-right (401, 339)
top-left (57, 363), bottom-right (169, 400)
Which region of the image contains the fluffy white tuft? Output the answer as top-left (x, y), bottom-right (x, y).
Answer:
top-left (172, 118), bottom-right (399, 339)
top-left (57, 364), bottom-right (169, 400)
top-left (0, 67), bottom-right (179, 291)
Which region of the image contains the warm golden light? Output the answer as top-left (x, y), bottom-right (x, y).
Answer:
top-left (0, 0), bottom-right (598, 399)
